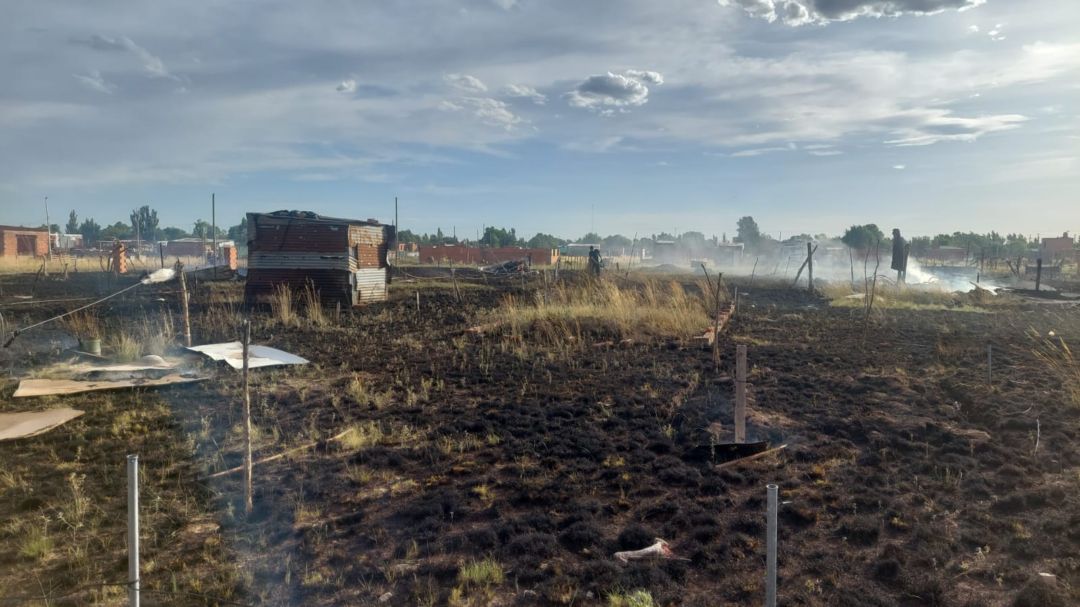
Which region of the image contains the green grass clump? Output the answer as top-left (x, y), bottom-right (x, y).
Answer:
top-left (607, 589), bottom-right (655, 607)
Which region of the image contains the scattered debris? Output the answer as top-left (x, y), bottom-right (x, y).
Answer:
top-left (614, 539), bottom-right (681, 563)
top-left (186, 342), bottom-right (309, 370)
top-left (0, 407), bottom-right (84, 440)
top-left (480, 259), bottom-right (528, 275)
top-left (13, 373), bottom-right (205, 398)
top-left (714, 443), bottom-right (789, 470)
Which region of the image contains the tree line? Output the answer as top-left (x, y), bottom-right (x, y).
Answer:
top-left (55, 206), bottom-right (247, 248)
top-left (45, 207), bottom-right (1059, 258)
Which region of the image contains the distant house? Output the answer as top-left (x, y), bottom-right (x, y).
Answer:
top-left (244, 210), bottom-right (395, 306)
top-left (419, 244), bottom-right (559, 266)
top-left (0, 225), bottom-right (50, 258)
top-left (1041, 232), bottom-right (1076, 262)
top-left (54, 233), bottom-right (83, 250)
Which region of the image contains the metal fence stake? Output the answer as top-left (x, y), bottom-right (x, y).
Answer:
top-left (127, 454), bottom-right (140, 607)
top-left (766, 483), bottom-right (778, 607)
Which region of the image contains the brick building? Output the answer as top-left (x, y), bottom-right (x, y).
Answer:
top-left (0, 225), bottom-right (50, 258)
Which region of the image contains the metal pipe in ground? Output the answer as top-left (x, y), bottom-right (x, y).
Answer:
top-left (766, 483), bottom-right (778, 607)
top-left (127, 454), bottom-right (140, 607)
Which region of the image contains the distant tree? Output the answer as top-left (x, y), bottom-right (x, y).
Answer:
top-left (602, 234), bottom-right (633, 251)
top-left (160, 226), bottom-right (189, 241)
top-left (397, 229), bottom-right (420, 244)
top-left (576, 232), bottom-right (602, 244)
top-left (227, 217), bottom-right (248, 243)
top-left (840, 224), bottom-right (884, 251)
top-left (78, 218), bottom-right (102, 245)
top-left (677, 231), bottom-right (707, 249)
top-left (101, 221), bottom-right (133, 241)
top-left (735, 216), bottom-right (762, 248)
top-left (192, 219), bottom-right (226, 240)
top-left (130, 205), bottom-right (159, 242)
top-left (527, 232), bottom-right (565, 249)
top-left (909, 236), bottom-right (931, 257)
top-left (783, 233), bottom-right (814, 244)
top-left (480, 226), bottom-right (522, 248)
top-left (65, 210), bottom-right (79, 235)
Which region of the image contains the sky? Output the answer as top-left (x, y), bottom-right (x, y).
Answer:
top-left (3, 0), bottom-right (1079, 241)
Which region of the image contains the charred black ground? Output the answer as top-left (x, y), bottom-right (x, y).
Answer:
top-left (1, 270), bottom-right (1078, 606)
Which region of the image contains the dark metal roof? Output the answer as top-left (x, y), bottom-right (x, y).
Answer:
top-left (251, 210), bottom-right (387, 227)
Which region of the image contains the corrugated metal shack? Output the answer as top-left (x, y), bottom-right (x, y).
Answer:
top-left (244, 210), bottom-right (395, 306)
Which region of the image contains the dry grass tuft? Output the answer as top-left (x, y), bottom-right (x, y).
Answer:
top-left (301, 281), bottom-right (328, 326)
top-left (486, 278), bottom-right (709, 342)
top-left (270, 284), bottom-right (297, 327)
top-left (1032, 331), bottom-right (1080, 407)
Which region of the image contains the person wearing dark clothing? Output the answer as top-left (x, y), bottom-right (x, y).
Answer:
top-left (891, 228), bottom-right (908, 283)
top-left (588, 246), bottom-right (603, 276)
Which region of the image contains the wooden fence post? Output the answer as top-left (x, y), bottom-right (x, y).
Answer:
top-left (806, 242), bottom-right (814, 294)
top-left (176, 262), bottom-right (192, 347)
top-left (1035, 258), bottom-right (1043, 291)
top-left (735, 344), bottom-right (747, 443)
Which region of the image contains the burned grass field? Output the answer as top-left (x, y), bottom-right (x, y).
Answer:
top-left (1, 270), bottom-right (1079, 606)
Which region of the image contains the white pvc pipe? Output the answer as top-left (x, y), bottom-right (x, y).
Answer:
top-left (127, 454), bottom-right (140, 607)
top-left (766, 483), bottom-right (778, 607)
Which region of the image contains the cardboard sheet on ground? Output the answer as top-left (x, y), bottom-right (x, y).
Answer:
top-left (12, 373), bottom-right (206, 398)
top-left (186, 342), bottom-right (309, 370)
top-left (0, 408), bottom-right (84, 439)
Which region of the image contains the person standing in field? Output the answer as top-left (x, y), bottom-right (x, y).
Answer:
top-left (588, 246), bottom-right (603, 276)
top-left (891, 228), bottom-right (908, 284)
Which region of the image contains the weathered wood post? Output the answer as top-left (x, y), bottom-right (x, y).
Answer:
top-left (735, 344), bottom-right (747, 443)
top-left (987, 344), bottom-right (992, 386)
top-left (242, 319), bottom-right (253, 514)
top-left (1035, 258), bottom-right (1043, 291)
top-left (806, 242), bottom-right (814, 294)
top-left (176, 261), bottom-right (192, 347)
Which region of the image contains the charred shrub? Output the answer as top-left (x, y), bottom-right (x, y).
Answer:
top-left (616, 525), bottom-right (655, 551)
top-left (559, 521), bottom-right (605, 552)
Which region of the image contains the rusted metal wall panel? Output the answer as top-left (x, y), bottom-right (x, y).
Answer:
top-left (349, 224), bottom-right (390, 269)
top-left (249, 251), bottom-right (350, 271)
top-left (244, 269), bottom-right (353, 306)
top-left (249, 214), bottom-right (349, 253)
top-left (354, 268), bottom-right (387, 302)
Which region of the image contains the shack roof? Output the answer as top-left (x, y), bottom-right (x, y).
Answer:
top-left (0, 225), bottom-right (48, 233)
top-left (250, 210), bottom-right (387, 227)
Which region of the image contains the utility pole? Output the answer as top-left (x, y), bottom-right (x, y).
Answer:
top-left (211, 193), bottom-right (217, 261)
top-left (44, 196), bottom-right (52, 260)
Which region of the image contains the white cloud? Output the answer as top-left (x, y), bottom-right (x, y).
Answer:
top-left (718, 0), bottom-right (987, 26)
top-left (893, 164), bottom-right (906, 169)
top-left (624, 70), bottom-right (664, 85)
top-left (565, 70), bottom-right (663, 112)
top-left (336, 79), bottom-right (357, 93)
top-left (968, 24), bottom-right (979, 32)
top-left (74, 70), bottom-right (115, 94)
top-left (441, 96), bottom-right (522, 130)
top-left (80, 34), bottom-right (177, 80)
top-left (503, 84), bottom-right (547, 104)
top-left (445, 73), bottom-right (488, 93)
top-left (884, 110), bottom-right (1027, 146)
top-left (491, 0), bottom-right (518, 9)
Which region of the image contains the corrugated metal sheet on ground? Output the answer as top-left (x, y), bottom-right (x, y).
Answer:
top-left (186, 342), bottom-right (309, 370)
top-left (0, 408), bottom-right (84, 440)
